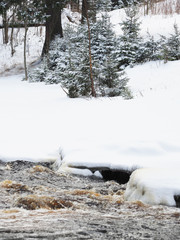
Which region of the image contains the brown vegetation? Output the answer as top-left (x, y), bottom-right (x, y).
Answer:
top-left (0, 180), bottom-right (29, 192)
top-left (15, 195), bottom-right (73, 210)
top-left (30, 165), bottom-right (53, 173)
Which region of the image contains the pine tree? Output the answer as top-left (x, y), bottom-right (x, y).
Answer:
top-left (159, 34), bottom-right (169, 63)
top-left (61, 24), bottom-right (92, 97)
top-left (166, 23), bottom-right (180, 61)
top-left (30, 0), bottom-right (131, 99)
top-left (158, 24), bottom-right (180, 63)
top-left (91, 12), bottom-right (128, 97)
top-left (117, 5), bottom-right (143, 68)
top-left (140, 32), bottom-right (160, 62)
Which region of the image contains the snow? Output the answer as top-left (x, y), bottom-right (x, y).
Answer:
top-left (0, 27), bottom-right (45, 74)
top-left (125, 168), bottom-right (180, 206)
top-left (0, 3), bottom-right (180, 206)
top-left (110, 8), bottom-right (180, 39)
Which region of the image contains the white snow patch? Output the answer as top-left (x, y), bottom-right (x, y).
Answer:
top-left (0, 27), bottom-right (45, 75)
top-left (110, 7), bottom-right (180, 39)
top-left (125, 168), bottom-right (180, 206)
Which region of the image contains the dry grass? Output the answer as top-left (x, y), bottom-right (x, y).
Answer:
top-left (71, 189), bottom-right (101, 197)
top-left (15, 195), bottom-right (73, 210)
top-left (2, 209), bottom-right (20, 214)
top-left (70, 189), bottom-right (124, 205)
top-left (127, 201), bottom-right (148, 209)
top-left (30, 165), bottom-right (52, 173)
top-left (0, 180), bottom-right (29, 191)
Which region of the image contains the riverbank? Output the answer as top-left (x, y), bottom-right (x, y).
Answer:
top-left (0, 160), bottom-right (180, 239)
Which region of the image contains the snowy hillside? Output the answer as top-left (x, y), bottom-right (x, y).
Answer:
top-left (0, 3), bottom-right (180, 207)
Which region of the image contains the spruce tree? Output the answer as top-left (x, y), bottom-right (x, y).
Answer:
top-left (166, 23), bottom-right (180, 61)
top-left (30, 0), bottom-right (131, 99)
top-left (140, 32), bottom-right (160, 62)
top-left (117, 5), bottom-right (142, 68)
top-left (158, 24), bottom-right (180, 63)
top-left (61, 24), bottom-right (92, 98)
top-left (91, 12), bottom-right (128, 97)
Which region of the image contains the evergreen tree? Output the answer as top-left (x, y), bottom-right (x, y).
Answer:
top-left (140, 32), bottom-right (160, 62)
top-left (91, 12), bottom-right (128, 97)
top-left (158, 24), bottom-right (180, 63)
top-left (166, 23), bottom-right (180, 61)
top-left (30, 0), bottom-right (131, 98)
top-left (61, 24), bottom-right (92, 97)
top-left (159, 34), bottom-right (169, 63)
top-left (117, 5), bottom-right (143, 68)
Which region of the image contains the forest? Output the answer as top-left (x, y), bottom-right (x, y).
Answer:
top-left (1, 0), bottom-right (179, 98)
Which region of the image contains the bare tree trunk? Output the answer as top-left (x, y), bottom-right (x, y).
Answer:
top-left (144, 0), bottom-right (149, 15)
top-left (84, 0), bottom-right (96, 97)
top-left (2, 9), bottom-right (8, 44)
top-left (81, 0), bottom-right (89, 23)
top-left (82, 0), bottom-right (96, 24)
top-left (24, 23), bottom-right (28, 81)
top-left (10, 10), bottom-right (15, 56)
top-left (41, 0), bottom-right (63, 57)
top-left (77, 0), bottom-right (80, 12)
top-left (10, 26), bottom-right (15, 56)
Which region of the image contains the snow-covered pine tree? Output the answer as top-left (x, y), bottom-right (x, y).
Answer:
top-left (57, 0), bottom-right (130, 98)
top-left (166, 23), bottom-right (180, 61)
top-left (29, 0), bottom-right (131, 98)
top-left (140, 32), bottom-right (161, 62)
top-left (159, 34), bottom-right (169, 63)
top-left (60, 24), bottom-right (93, 98)
top-left (91, 10), bottom-right (129, 97)
top-left (117, 5), bottom-right (143, 68)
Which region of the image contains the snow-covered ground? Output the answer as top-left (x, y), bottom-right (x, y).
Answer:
top-left (110, 9), bottom-right (180, 39)
top-left (0, 27), bottom-right (45, 74)
top-left (0, 4), bottom-right (180, 207)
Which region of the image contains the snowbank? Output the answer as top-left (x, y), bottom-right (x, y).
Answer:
top-left (125, 168), bottom-right (180, 206)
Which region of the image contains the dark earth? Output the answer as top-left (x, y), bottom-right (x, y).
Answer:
top-left (0, 160), bottom-right (180, 240)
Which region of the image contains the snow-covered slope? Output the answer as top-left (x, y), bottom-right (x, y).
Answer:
top-left (110, 8), bottom-right (180, 39)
